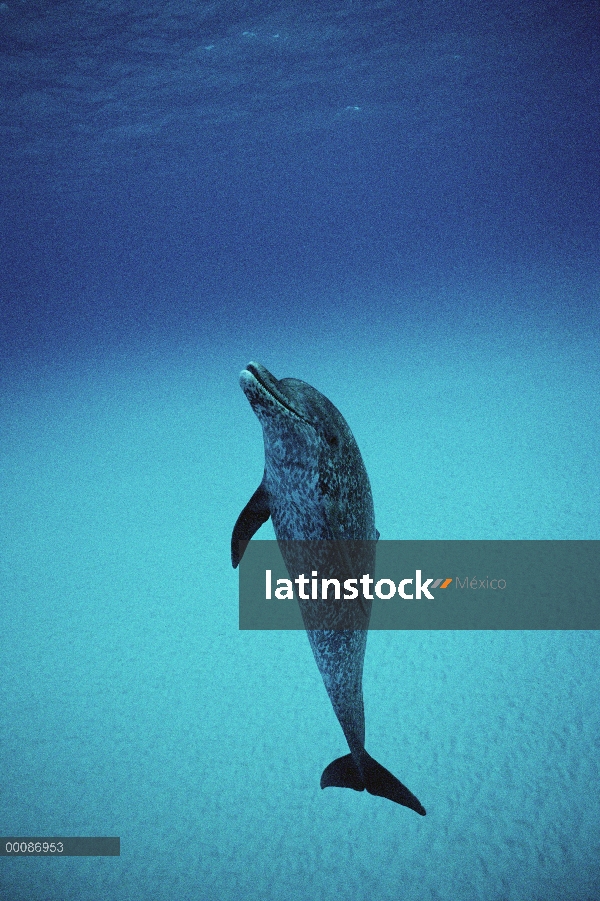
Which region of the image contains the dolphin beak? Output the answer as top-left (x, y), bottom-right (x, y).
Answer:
top-left (242, 361), bottom-right (278, 388)
top-left (240, 362), bottom-right (310, 425)
top-left (240, 361), bottom-right (282, 400)
top-left (239, 362), bottom-right (278, 412)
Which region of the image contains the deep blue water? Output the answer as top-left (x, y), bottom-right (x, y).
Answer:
top-left (1, 1), bottom-right (599, 899)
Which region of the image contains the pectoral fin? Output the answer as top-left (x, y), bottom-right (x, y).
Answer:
top-left (231, 480), bottom-right (271, 568)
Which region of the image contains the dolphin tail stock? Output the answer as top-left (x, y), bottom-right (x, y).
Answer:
top-left (321, 750), bottom-right (426, 816)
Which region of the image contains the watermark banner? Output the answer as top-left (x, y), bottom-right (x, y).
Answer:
top-left (237, 540), bottom-right (599, 629)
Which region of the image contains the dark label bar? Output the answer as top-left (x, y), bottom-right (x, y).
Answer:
top-left (1, 838), bottom-right (120, 856)
top-left (238, 540), bottom-right (600, 629)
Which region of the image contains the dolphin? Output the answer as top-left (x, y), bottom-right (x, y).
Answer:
top-left (231, 362), bottom-right (425, 815)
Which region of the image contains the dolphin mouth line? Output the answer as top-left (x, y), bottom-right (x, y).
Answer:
top-left (245, 363), bottom-right (312, 426)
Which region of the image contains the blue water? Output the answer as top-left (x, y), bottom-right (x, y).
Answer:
top-left (1, 1), bottom-right (599, 899)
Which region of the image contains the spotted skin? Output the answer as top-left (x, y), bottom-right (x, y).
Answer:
top-left (232, 362), bottom-right (425, 815)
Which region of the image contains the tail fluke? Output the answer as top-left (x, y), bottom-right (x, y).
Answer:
top-left (321, 751), bottom-right (426, 815)
top-left (320, 754), bottom-right (365, 792)
top-left (362, 751), bottom-right (426, 815)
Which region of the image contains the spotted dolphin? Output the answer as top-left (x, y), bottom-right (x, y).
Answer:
top-left (231, 362), bottom-right (425, 815)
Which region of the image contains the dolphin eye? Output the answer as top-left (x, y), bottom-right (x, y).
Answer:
top-left (326, 434), bottom-right (338, 447)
